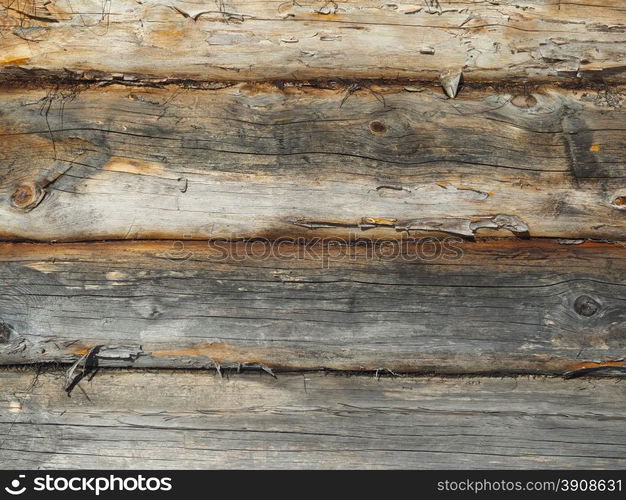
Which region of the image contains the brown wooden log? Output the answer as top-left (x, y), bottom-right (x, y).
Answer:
top-left (1, 0), bottom-right (625, 83)
top-left (1, 84), bottom-right (626, 242)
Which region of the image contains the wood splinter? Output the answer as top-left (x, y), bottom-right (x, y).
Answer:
top-left (64, 346), bottom-right (101, 396)
top-left (439, 69), bottom-right (463, 99)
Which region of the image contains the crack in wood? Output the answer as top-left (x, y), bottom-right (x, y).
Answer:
top-left (288, 214), bottom-right (529, 238)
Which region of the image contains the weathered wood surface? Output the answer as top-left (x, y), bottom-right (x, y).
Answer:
top-left (2, 84), bottom-right (626, 242)
top-left (2, 0), bottom-right (624, 474)
top-left (1, 0), bottom-right (625, 82)
top-left (1, 240), bottom-right (624, 373)
top-left (1, 370), bottom-right (625, 469)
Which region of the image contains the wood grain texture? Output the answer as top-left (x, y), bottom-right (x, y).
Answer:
top-left (0, 240), bottom-right (624, 373)
top-left (1, 370), bottom-right (625, 469)
top-left (2, 0), bottom-right (624, 473)
top-left (1, 84), bottom-right (626, 242)
top-left (1, 0), bottom-right (625, 82)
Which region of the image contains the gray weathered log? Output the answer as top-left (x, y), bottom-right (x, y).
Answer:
top-left (1, 84), bottom-right (626, 241)
top-left (0, 240), bottom-right (624, 373)
top-left (1, 370), bottom-right (625, 469)
top-left (1, 0), bottom-right (625, 82)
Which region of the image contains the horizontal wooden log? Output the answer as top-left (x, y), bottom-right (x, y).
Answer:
top-left (1, 84), bottom-right (626, 241)
top-left (1, 240), bottom-right (625, 373)
top-left (1, 370), bottom-right (625, 469)
top-left (1, 0), bottom-right (625, 82)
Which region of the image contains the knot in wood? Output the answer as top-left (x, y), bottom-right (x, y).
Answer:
top-left (10, 183), bottom-right (45, 211)
top-left (368, 121), bottom-right (387, 134)
top-left (574, 295), bottom-right (600, 317)
top-left (613, 196), bottom-right (626, 208)
top-left (0, 321), bottom-right (13, 343)
top-left (511, 94), bottom-right (538, 108)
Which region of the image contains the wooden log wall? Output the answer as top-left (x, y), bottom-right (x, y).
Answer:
top-left (1, 0), bottom-right (625, 469)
